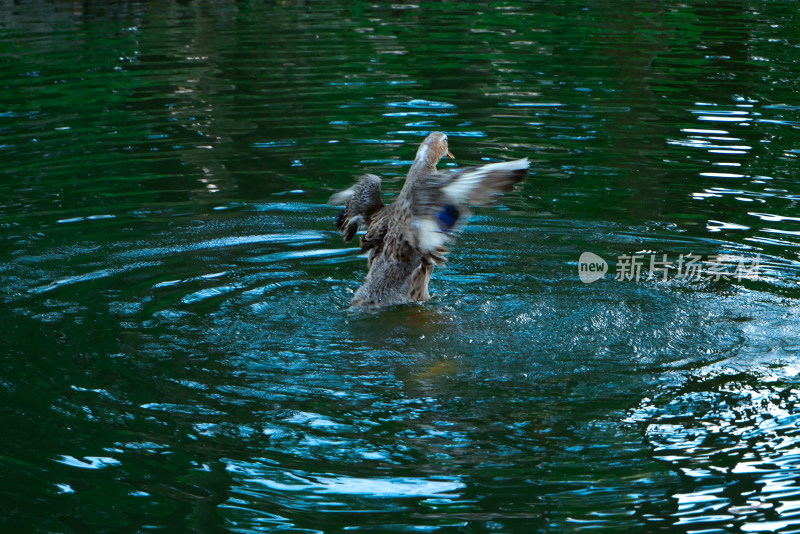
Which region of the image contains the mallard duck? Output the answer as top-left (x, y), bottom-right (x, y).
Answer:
top-left (330, 132), bottom-right (529, 308)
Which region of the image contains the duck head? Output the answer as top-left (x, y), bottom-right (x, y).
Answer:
top-left (414, 131), bottom-right (455, 168)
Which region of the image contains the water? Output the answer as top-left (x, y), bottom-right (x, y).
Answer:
top-left (2, 1), bottom-right (800, 532)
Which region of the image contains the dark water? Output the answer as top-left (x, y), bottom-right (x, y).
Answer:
top-left (3, 1), bottom-right (800, 532)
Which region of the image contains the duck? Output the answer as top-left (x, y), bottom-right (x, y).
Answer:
top-left (329, 132), bottom-right (529, 309)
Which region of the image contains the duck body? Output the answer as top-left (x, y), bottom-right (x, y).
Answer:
top-left (350, 205), bottom-right (433, 307)
top-left (330, 132), bottom-right (529, 309)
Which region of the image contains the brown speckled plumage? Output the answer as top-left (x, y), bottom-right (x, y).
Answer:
top-left (330, 132), bottom-right (529, 309)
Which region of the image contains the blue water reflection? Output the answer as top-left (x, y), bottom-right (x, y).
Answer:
top-left (3, 1), bottom-right (800, 533)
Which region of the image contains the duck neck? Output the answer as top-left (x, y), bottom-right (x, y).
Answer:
top-left (400, 145), bottom-right (438, 196)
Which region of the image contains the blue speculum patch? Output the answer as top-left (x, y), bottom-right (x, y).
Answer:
top-left (438, 204), bottom-right (460, 231)
top-left (5, 3), bottom-right (800, 532)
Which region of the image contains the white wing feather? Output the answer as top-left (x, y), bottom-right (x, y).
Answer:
top-left (328, 186), bottom-right (356, 205)
top-left (442, 158), bottom-right (529, 203)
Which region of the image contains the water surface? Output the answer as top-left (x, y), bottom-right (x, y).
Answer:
top-left (2, 1), bottom-right (800, 532)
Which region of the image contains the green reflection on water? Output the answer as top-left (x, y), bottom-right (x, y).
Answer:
top-left (2, 1), bottom-right (800, 533)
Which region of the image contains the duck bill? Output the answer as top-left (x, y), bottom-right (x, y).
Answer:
top-left (446, 151), bottom-right (455, 159)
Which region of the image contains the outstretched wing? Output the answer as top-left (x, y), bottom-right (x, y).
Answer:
top-left (329, 174), bottom-right (385, 242)
top-left (411, 158), bottom-right (529, 260)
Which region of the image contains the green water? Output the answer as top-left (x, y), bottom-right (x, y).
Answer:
top-left (3, 1), bottom-right (800, 532)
